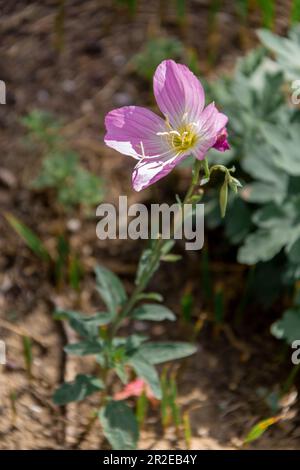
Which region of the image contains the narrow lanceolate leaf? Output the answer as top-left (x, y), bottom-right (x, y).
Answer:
top-left (5, 213), bottom-right (51, 262)
top-left (132, 304), bottom-right (175, 322)
top-left (95, 265), bottom-right (127, 315)
top-left (244, 416), bottom-right (280, 443)
top-left (128, 354), bottom-right (162, 399)
top-left (54, 309), bottom-right (112, 338)
top-left (64, 339), bottom-right (103, 356)
top-left (99, 401), bottom-right (139, 450)
top-left (136, 292), bottom-right (163, 303)
top-left (138, 342), bottom-right (197, 365)
top-left (53, 374), bottom-right (104, 405)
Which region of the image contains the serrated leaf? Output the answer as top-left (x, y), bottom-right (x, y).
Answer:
top-left (99, 400), bottom-right (139, 450)
top-left (132, 304), bottom-right (175, 322)
top-left (138, 342), bottom-right (197, 365)
top-left (53, 374), bottom-right (103, 405)
top-left (95, 265), bottom-right (127, 316)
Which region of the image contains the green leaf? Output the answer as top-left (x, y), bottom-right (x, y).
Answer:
top-left (54, 309), bottom-right (112, 338)
top-left (241, 182), bottom-right (285, 204)
top-left (238, 227), bottom-right (292, 264)
top-left (257, 0), bottom-right (275, 29)
top-left (136, 292), bottom-right (163, 302)
top-left (69, 254), bottom-right (83, 291)
top-left (138, 342), bottom-right (197, 365)
top-left (252, 203), bottom-right (288, 229)
top-left (291, 0), bottom-right (300, 23)
top-left (95, 265), bottom-right (127, 316)
top-left (99, 401), bottom-right (139, 450)
top-left (258, 27), bottom-right (300, 81)
top-left (271, 308), bottom-right (300, 344)
top-left (225, 198), bottom-right (252, 244)
top-left (5, 213), bottom-right (51, 262)
top-left (64, 339), bottom-right (103, 356)
top-left (53, 374), bottom-right (104, 405)
top-left (244, 416), bottom-right (279, 443)
top-left (22, 336), bottom-right (33, 378)
top-left (161, 254), bottom-right (182, 262)
top-left (133, 37), bottom-right (183, 81)
top-left (181, 292), bottom-right (194, 323)
top-left (287, 238), bottom-right (300, 264)
top-left (128, 354), bottom-right (162, 399)
top-left (132, 304), bottom-right (175, 322)
top-left (262, 123), bottom-right (300, 176)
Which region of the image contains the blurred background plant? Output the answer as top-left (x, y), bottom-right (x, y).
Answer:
top-left (22, 110), bottom-right (104, 214)
top-left (203, 25), bottom-right (300, 387)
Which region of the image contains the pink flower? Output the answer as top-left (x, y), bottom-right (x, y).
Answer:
top-left (114, 378), bottom-right (157, 403)
top-left (104, 60), bottom-right (229, 191)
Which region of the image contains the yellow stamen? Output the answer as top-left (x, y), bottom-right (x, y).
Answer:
top-left (157, 121), bottom-right (198, 153)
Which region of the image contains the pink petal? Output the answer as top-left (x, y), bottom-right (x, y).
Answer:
top-left (114, 379), bottom-right (145, 400)
top-left (153, 60), bottom-right (205, 128)
top-left (213, 128), bottom-right (230, 152)
top-left (113, 379), bottom-right (156, 401)
top-left (132, 152), bottom-right (187, 192)
top-left (104, 106), bottom-right (168, 159)
top-left (192, 103), bottom-right (229, 160)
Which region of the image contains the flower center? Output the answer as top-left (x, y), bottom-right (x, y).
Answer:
top-left (157, 122), bottom-right (198, 153)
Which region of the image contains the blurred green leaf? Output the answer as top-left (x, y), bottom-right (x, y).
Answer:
top-left (53, 374), bottom-right (104, 405)
top-left (64, 339), bottom-right (104, 356)
top-left (99, 400), bottom-right (139, 450)
top-left (5, 213), bottom-right (51, 262)
top-left (133, 38), bottom-right (183, 81)
top-left (54, 309), bottom-right (112, 338)
top-left (128, 354), bottom-right (162, 399)
top-left (132, 304), bottom-right (175, 322)
top-left (138, 342), bottom-right (197, 365)
top-left (271, 308), bottom-right (300, 344)
top-left (95, 265), bottom-right (127, 316)
top-left (244, 416), bottom-right (279, 443)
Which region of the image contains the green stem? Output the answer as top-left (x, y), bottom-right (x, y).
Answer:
top-left (111, 159), bottom-right (203, 336)
top-left (183, 159), bottom-right (202, 204)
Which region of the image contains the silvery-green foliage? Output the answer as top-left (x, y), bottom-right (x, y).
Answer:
top-left (206, 30), bottom-right (300, 340)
